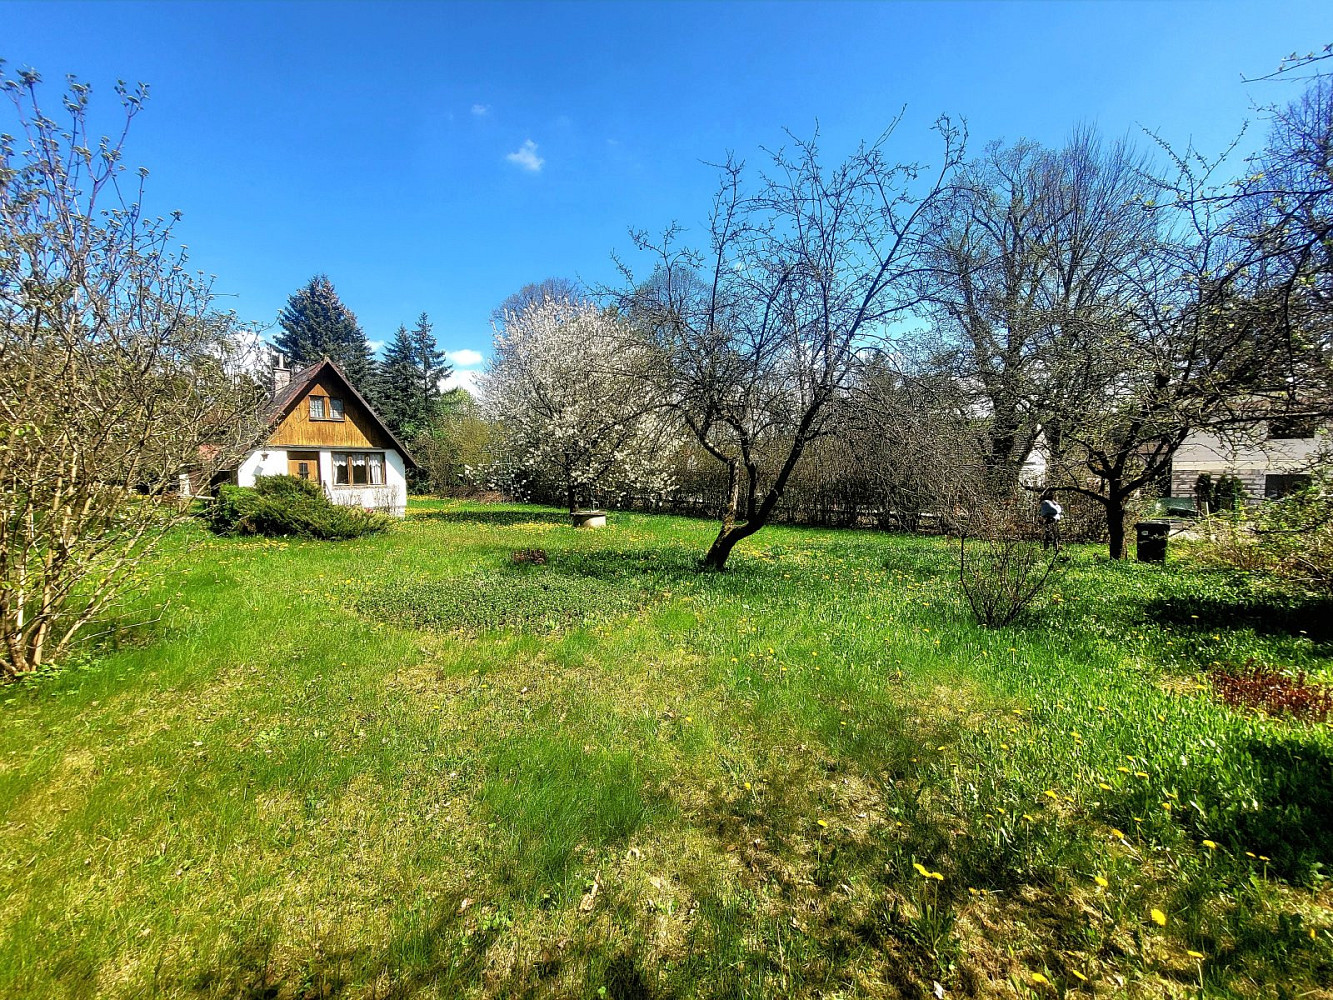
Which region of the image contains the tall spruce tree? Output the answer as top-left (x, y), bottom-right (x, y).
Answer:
top-left (275, 275), bottom-right (376, 388)
top-left (378, 312), bottom-right (450, 440)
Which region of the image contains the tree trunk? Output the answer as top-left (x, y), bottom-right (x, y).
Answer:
top-left (703, 461), bottom-right (751, 570)
top-left (1106, 491), bottom-right (1128, 560)
top-left (702, 522), bottom-right (758, 571)
top-left (566, 482), bottom-right (577, 514)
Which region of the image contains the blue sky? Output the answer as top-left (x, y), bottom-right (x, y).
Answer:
top-left (4, 1), bottom-right (1328, 388)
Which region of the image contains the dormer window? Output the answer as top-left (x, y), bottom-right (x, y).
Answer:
top-left (308, 395), bottom-right (345, 421)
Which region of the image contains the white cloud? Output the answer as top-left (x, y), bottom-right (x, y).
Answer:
top-left (471, 103), bottom-right (490, 117)
top-left (367, 339), bottom-right (385, 354)
top-left (440, 369), bottom-right (484, 397)
top-left (505, 139), bottom-right (544, 172)
top-left (446, 348), bottom-right (485, 368)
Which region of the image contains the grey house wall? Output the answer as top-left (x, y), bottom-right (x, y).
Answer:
top-left (1170, 423), bottom-right (1329, 502)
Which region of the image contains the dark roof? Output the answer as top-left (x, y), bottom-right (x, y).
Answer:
top-left (262, 358), bottom-right (324, 424)
top-left (261, 357), bottom-right (417, 468)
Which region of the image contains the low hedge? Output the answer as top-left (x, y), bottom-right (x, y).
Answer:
top-left (202, 475), bottom-right (390, 540)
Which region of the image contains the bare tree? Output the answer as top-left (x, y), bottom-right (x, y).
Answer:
top-left (490, 277), bottom-right (584, 331)
top-left (920, 130), bottom-right (1160, 492)
top-left (1037, 128), bottom-right (1332, 559)
top-left (0, 67), bottom-right (263, 679)
top-left (1236, 73), bottom-right (1333, 337)
top-left (622, 119), bottom-right (963, 570)
top-left (843, 352), bottom-right (986, 531)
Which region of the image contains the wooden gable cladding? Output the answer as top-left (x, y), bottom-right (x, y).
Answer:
top-left (267, 372), bottom-right (394, 450)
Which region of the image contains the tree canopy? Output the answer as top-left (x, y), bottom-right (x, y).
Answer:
top-left (275, 275), bottom-right (376, 389)
top-left (378, 312), bottom-right (451, 441)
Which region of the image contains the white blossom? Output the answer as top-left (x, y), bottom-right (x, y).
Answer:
top-left (482, 297), bottom-right (677, 510)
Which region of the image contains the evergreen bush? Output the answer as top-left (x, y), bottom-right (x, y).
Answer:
top-left (202, 475), bottom-right (390, 540)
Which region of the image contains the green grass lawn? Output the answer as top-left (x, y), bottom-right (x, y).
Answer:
top-left (2, 501), bottom-right (1331, 999)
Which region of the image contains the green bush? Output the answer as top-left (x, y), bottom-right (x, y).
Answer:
top-left (202, 475), bottom-right (390, 540)
top-left (1197, 483), bottom-right (1333, 593)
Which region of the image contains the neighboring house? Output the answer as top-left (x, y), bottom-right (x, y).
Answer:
top-left (224, 355), bottom-right (415, 516)
top-left (1170, 418), bottom-right (1329, 504)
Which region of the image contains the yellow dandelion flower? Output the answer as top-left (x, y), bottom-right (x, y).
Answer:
top-left (1070, 970), bottom-right (1088, 982)
top-left (913, 862), bottom-right (930, 877)
top-left (1150, 908), bottom-right (1167, 927)
top-left (817, 819), bottom-right (828, 829)
top-left (1098, 782), bottom-right (1112, 790)
top-left (1030, 972), bottom-right (1050, 985)
top-left (1110, 828), bottom-right (1126, 840)
top-left (1187, 950), bottom-right (1205, 959)
top-left (1094, 875), bottom-right (1108, 888)
top-left (1202, 839), bottom-right (1217, 850)
top-left (1043, 790), bottom-right (1059, 800)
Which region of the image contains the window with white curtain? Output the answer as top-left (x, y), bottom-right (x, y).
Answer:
top-left (332, 452), bottom-right (386, 487)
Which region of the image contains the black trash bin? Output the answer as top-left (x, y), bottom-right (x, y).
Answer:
top-left (1136, 520), bottom-right (1169, 563)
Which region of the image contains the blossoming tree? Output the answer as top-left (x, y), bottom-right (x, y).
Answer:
top-left (483, 296), bottom-right (675, 513)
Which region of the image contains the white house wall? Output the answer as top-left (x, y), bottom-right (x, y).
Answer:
top-left (327, 449), bottom-right (407, 517)
top-left (236, 447), bottom-right (408, 516)
top-left (238, 448), bottom-right (289, 486)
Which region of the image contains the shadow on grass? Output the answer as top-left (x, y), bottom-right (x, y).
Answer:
top-left (1145, 591), bottom-right (1333, 647)
top-left (186, 904), bottom-right (491, 999)
top-left (185, 904), bottom-right (671, 1000)
top-left (1229, 736), bottom-right (1333, 884)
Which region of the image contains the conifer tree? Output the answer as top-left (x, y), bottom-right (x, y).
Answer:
top-left (377, 323), bottom-right (414, 432)
top-left (275, 275), bottom-right (375, 388)
top-left (378, 312), bottom-right (450, 439)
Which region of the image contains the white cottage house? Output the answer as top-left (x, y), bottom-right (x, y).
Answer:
top-left (228, 356), bottom-right (415, 516)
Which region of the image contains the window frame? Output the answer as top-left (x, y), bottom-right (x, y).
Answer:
top-left (332, 451), bottom-right (387, 488)
top-left (308, 395), bottom-right (346, 422)
top-left (1264, 473), bottom-right (1313, 499)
